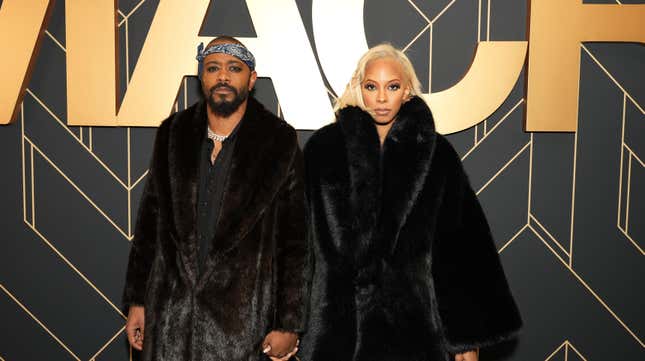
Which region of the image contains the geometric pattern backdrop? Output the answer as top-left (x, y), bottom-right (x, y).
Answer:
top-left (0, 0), bottom-right (642, 360)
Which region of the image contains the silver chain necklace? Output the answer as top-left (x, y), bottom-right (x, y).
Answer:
top-left (207, 126), bottom-right (228, 142)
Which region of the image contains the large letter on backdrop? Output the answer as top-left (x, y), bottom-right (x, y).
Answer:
top-left (240, 0), bottom-right (333, 129)
top-left (312, 0), bottom-right (527, 135)
top-left (312, 0), bottom-right (368, 97)
top-left (111, 0), bottom-right (212, 126)
top-left (66, 0), bottom-right (331, 128)
top-left (0, 0), bottom-right (53, 125)
top-left (427, 42), bottom-right (527, 134)
top-left (66, 0), bottom-right (212, 126)
top-left (526, 0), bottom-right (645, 132)
top-left (66, 0), bottom-right (118, 126)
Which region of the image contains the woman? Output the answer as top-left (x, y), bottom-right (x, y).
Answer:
top-left (300, 44), bottom-right (522, 361)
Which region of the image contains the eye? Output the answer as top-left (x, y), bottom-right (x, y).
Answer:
top-left (363, 83), bottom-right (376, 91)
top-left (206, 66), bottom-right (219, 73)
top-left (388, 83), bottom-right (401, 91)
top-left (229, 65), bottom-right (242, 73)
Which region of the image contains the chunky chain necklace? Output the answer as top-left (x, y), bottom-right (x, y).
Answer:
top-left (207, 126), bottom-right (228, 142)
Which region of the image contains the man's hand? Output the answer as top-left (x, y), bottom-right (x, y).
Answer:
top-left (262, 330), bottom-right (299, 361)
top-left (455, 349), bottom-right (479, 361)
top-left (125, 305), bottom-right (145, 351)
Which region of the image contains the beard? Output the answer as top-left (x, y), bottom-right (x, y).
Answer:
top-left (205, 82), bottom-right (249, 117)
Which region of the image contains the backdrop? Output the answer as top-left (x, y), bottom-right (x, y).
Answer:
top-left (0, 0), bottom-right (643, 360)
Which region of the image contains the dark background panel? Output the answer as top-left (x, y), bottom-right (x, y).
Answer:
top-left (428, 0), bottom-right (479, 93)
top-left (629, 163), bottom-right (644, 247)
top-left (530, 132), bottom-right (576, 251)
top-left (460, 106), bottom-right (531, 191)
top-left (33, 151), bottom-right (132, 306)
top-left (0, 290), bottom-right (74, 360)
top-left (29, 22), bottom-right (68, 126)
top-left (583, 43), bottom-right (644, 104)
top-left (89, 127), bottom-right (129, 185)
top-left (202, 0), bottom-right (256, 36)
top-left (625, 99), bottom-right (645, 157)
top-left (129, 127), bottom-right (157, 185)
top-left (22, 95), bottom-right (130, 231)
top-left (365, 0), bottom-right (431, 93)
top-left (498, 230), bottom-right (643, 361)
top-left (573, 50), bottom-right (644, 338)
top-left (489, 0), bottom-right (527, 41)
top-left (477, 148), bottom-right (530, 250)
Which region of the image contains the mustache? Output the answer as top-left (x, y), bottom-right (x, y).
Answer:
top-left (209, 83), bottom-right (237, 95)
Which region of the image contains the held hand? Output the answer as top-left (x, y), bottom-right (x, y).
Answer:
top-left (125, 305), bottom-right (145, 351)
top-left (262, 330), bottom-right (299, 361)
top-left (455, 349), bottom-right (479, 361)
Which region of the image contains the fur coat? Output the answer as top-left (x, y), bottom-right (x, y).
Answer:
top-left (300, 97), bottom-right (521, 361)
top-left (122, 97), bottom-right (310, 361)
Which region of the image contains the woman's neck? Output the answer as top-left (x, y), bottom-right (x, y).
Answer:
top-left (374, 120), bottom-right (395, 146)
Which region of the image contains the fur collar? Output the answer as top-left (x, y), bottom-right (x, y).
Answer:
top-left (336, 96), bottom-right (437, 261)
top-left (167, 97), bottom-right (294, 285)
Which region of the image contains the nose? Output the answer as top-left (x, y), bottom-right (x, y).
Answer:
top-left (216, 69), bottom-right (230, 83)
top-left (377, 88), bottom-right (387, 103)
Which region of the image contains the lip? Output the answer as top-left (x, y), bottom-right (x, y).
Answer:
top-left (374, 109), bottom-right (390, 116)
top-left (214, 87), bottom-right (233, 94)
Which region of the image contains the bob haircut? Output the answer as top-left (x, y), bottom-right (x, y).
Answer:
top-left (334, 43), bottom-right (423, 113)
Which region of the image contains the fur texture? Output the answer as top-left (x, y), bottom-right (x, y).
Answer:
top-left (122, 98), bottom-right (310, 361)
top-left (300, 97), bottom-right (522, 361)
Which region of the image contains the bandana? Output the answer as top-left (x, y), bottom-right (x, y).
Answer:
top-left (196, 42), bottom-right (256, 77)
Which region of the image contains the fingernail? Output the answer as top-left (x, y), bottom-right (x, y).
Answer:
top-left (263, 346), bottom-right (271, 353)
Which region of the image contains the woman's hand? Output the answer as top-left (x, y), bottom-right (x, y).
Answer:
top-left (262, 330), bottom-right (299, 361)
top-left (455, 349), bottom-right (479, 361)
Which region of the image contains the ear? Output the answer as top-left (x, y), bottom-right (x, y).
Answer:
top-left (403, 86), bottom-right (412, 101)
top-left (248, 71), bottom-right (258, 91)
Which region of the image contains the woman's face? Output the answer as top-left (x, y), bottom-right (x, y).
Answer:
top-left (360, 58), bottom-right (410, 124)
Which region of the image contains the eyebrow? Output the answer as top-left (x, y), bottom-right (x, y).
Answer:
top-left (363, 78), bottom-right (402, 83)
top-left (205, 60), bottom-right (244, 66)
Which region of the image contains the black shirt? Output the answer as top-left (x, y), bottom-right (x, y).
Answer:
top-left (196, 120), bottom-right (241, 271)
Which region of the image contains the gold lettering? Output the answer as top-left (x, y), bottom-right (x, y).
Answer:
top-left (312, 0), bottom-right (527, 134)
top-left (115, 1), bottom-right (211, 126)
top-left (68, 0), bottom-right (332, 128)
top-left (66, 0), bottom-right (211, 126)
top-left (3, 1), bottom-right (643, 131)
top-left (526, 0), bottom-right (645, 131)
top-left (312, 0), bottom-right (367, 99)
top-left (239, 0), bottom-right (333, 130)
top-left (66, 0), bottom-right (118, 126)
top-left (0, 0), bottom-right (53, 124)
top-left (425, 41), bottom-right (527, 135)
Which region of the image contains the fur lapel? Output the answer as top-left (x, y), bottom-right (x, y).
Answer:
top-left (168, 101), bottom-right (207, 284)
top-left (168, 97), bottom-right (290, 287)
top-left (379, 97), bottom-right (437, 254)
top-left (197, 97), bottom-right (290, 288)
top-left (337, 96), bottom-right (436, 260)
top-left (338, 106), bottom-right (381, 261)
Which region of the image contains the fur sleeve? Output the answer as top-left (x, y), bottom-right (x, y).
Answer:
top-left (122, 120), bottom-right (169, 307)
top-left (273, 131), bottom-right (311, 333)
top-left (431, 137), bottom-right (522, 354)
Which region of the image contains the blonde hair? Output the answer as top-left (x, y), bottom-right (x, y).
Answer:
top-left (334, 43), bottom-right (422, 112)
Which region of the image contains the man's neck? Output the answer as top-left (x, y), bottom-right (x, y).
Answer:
top-left (207, 100), bottom-right (248, 135)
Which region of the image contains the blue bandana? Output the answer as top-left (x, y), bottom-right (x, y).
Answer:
top-left (196, 42), bottom-right (256, 77)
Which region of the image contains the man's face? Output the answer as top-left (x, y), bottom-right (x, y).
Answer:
top-left (201, 48), bottom-right (257, 117)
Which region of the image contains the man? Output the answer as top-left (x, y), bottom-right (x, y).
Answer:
top-left (123, 36), bottom-right (309, 361)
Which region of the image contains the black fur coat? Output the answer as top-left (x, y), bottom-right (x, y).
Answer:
top-left (300, 97), bottom-right (521, 361)
top-left (122, 98), bottom-right (310, 361)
